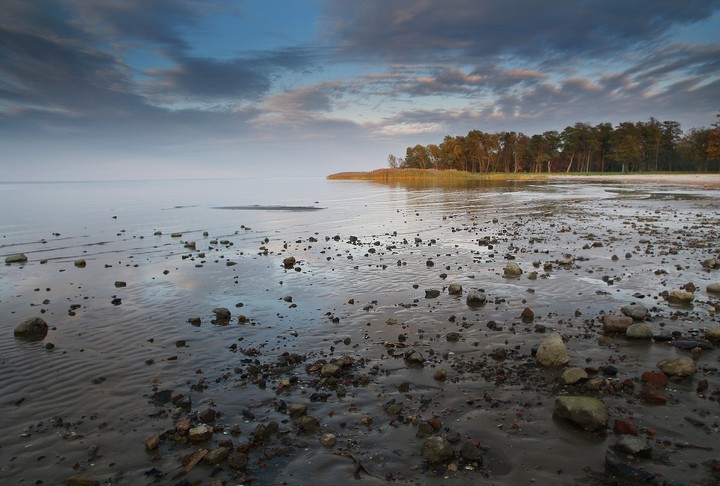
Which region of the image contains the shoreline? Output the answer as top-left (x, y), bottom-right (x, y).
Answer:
top-left (549, 173), bottom-right (720, 189)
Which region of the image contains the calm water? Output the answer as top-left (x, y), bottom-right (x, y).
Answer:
top-left (1, 177), bottom-right (719, 485)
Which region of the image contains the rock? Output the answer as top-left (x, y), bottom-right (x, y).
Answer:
top-left (640, 383), bottom-right (666, 404)
top-left (296, 415), bottom-right (320, 432)
top-left (560, 367), bottom-right (588, 385)
top-left (227, 452), bottom-right (248, 471)
top-left (641, 371), bottom-right (668, 387)
top-left (13, 317), bottom-right (48, 339)
top-left (520, 307), bottom-right (534, 321)
top-left (466, 290), bottom-right (487, 306)
top-left (114, 281), bottom-right (127, 288)
top-left (604, 452), bottom-right (655, 481)
top-left (446, 331), bottom-right (460, 342)
top-left (705, 327), bottom-right (720, 345)
top-left (613, 419), bottom-right (638, 436)
top-left (554, 396), bottom-right (607, 431)
top-left (536, 332), bottom-right (570, 367)
top-left (425, 289), bottom-right (441, 298)
top-left (212, 307), bottom-right (231, 321)
top-left (620, 303), bottom-right (648, 320)
top-left (74, 259), bottom-right (86, 268)
top-left (320, 433), bottom-right (337, 447)
top-left (668, 290), bottom-right (694, 303)
top-left (625, 322), bottom-right (652, 339)
top-left (320, 363), bottom-right (341, 378)
top-left (288, 403), bottom-right (307, 418)
top-left (614, 435), bottom-right (652, 457)
top-left (188, 424), bottom-right (213, 442)
top-left (448, 284), bottom-right (462, 295)
top-left (460, 440), bottom-right (484, 464)
top-left (204, 447), bottom-right (230, 464)
top-left (283, 256), bottom-right (296, 268)
top-left (421, 435), bottom-right (454, 464)
top-left (144, 435), bottom-right (161, 450)
top-left (707, 283), bottom-right (720, 294)
top-left (674, 339), bottom-right (713, 350)
top-left (657, 357), bottom-right (696, 377)
top-left (5, 253), bottom-right (27, 263)
top-left (602, 314), bottom-right (633, 333)
top-left (503, 262), bottom-right (522, 277)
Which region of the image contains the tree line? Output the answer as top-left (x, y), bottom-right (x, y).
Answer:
top-left (389, 114), bottom-right (720, 173)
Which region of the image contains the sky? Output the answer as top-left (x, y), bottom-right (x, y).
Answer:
top-left (1, 0), bottom-right (720, 181)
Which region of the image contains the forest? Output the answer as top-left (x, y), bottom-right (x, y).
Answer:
top-left (390, 114), bottom-right (720, 173)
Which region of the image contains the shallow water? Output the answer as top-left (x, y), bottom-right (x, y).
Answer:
top-left (1, 178), bottom-right (719, 485)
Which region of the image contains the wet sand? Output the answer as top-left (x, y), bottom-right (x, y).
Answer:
top-left (1, 179), bottom-right (719, 485)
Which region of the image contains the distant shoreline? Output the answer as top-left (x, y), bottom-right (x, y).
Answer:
top-left (327, 169), bottom-right (720, 189)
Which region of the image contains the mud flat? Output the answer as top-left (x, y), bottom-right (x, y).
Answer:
top-left (1, 179), bottom-right (719, 485)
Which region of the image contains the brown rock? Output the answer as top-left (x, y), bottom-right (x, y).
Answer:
top-left (144, 435), bottom-right (161, 450)
top-left (613, 419), bottom-right (638, 436)
top-left (602, 314), bottom-right (633, 333)
top-left (640, 383), bottom-right (666, 404)
top-left (641, 371), bottom-right (668, 387)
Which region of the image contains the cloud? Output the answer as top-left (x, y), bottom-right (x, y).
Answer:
top-left (324, 0), bottom-right (720, 62)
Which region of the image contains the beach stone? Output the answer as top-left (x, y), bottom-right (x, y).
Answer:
top-left (604, 452), bottom-right (655, 481)
top-left (74, 259), bottom-right (86, 268)
top-left (560, 367), bottom-right (588, 385)
top-left (640, 383), bottom-right (666, 404)
top-left (425, 289), bottom-right (441, 298)
top-left (320, 433), bottom-right (337, 447)
top-left (144, 435), bottom-right (161, 450)
top-left (13, 317), bottom-right (48, 339)
top-left (625, 322), bottom-right (653, 339)
top-left (621, 303), bottom-right (648, 320)
top-left (448, 284), bottom-right (462, 295)
top-left (520, 307), bottom-right (534, 321)
top-left (705, 327), bottom-right (720, 345)
top-left (553, 396), bottom-right (607, 431)
top-left (421, 435), bottom-right (454, 464)
top-left (204, 447), bottom-right (230, 464)
top-left (460, 440), bottom-right (484, 464)
top-left (641, 371), bottom-right (668, 387)
top-left (320, 363), bottom-right (341, 378)
top-left (212, 307), bottom-right (231, 321)
top-left (503, 262), bottom-right (522, 277)
top-left (288, 403), bottom-right (307, 418)
top-left (657, 357), bottom-right (696, 377)
top-left (613, 419), bottom-right (638, 436)
top-left (535, 332), bottom-right (570, 367)
top-left (668, 290), bottom-right (694, 303)
top-left (707, 283), bottom-right (720, 294)
top-left (188, 424), bottom-right (213, 442)
top-left (5, 253), bottom-right (27, 263)
top-left (296, 415), bottom-right (321, 432)
top-left (466, 290), bottom-right (486, 306)
top-left (674, 339), bottom-right (713, 350)
top-left (614, 435), bottom-right (652, 457)
top-left (283, 256), bottom-right (296, 268)
top-left (602, 314), bottom-right (633, 333)
top-left (227, 452), bottom-right (248, 471)
top-left (114, 281), bottom-right (127, 288)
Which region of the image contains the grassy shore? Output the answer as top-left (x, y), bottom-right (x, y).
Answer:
top-left (326, 169), bottom-right (720, 188)
top-left (326, 168), bottom-right (546, 181)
